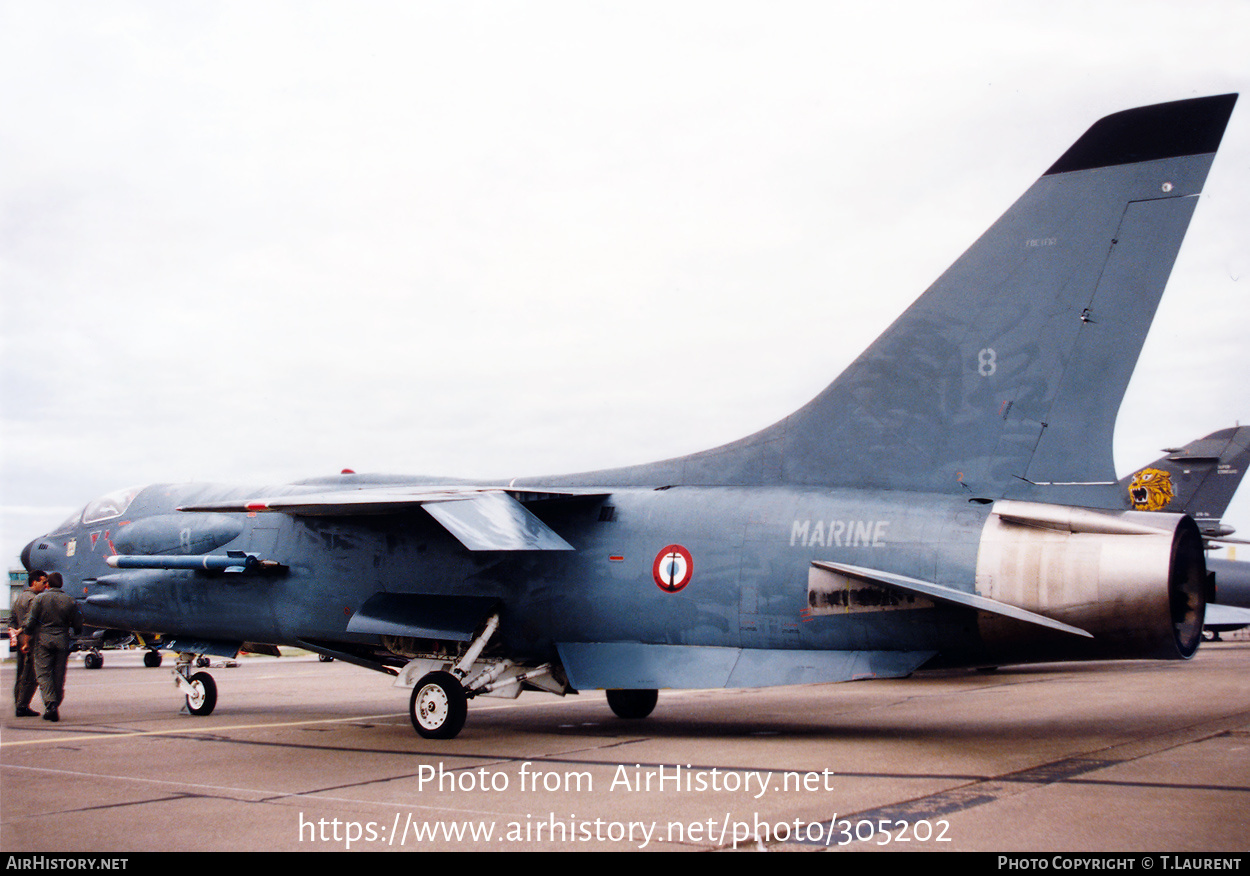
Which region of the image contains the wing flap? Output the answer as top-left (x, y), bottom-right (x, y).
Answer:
top-left (1204, 603), bottom-right (1250, 628)
top-left (423, 491), bottom-right (574, 551)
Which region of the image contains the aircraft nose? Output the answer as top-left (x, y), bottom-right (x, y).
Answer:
top-left (20, 538), bottom-right (36, 571)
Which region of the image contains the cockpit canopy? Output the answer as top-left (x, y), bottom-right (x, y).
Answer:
top-left (52, 485), bottom-right (143, 533)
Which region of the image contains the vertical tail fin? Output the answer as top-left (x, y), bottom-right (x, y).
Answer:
top-left (787, 94), bottom-right (1239, 496)
top-left (538, 96), bottom-right (1238, 496)
top-left (1121, 426), bottom-right (1250, 538)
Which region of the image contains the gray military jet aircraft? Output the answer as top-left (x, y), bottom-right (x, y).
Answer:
top-left (1119, 426), bottom-right (1250, 634)
top-left (1204, 559), bottom-right (1250, 636)
top-left (21, 94), bottom-right (1239, 739)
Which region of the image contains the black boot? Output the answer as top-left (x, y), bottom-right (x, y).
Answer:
top-left (16, 706), bottom-right (40, 717)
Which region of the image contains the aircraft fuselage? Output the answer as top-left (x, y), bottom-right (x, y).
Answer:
top-left (30, 482), bottom-right (988, 664)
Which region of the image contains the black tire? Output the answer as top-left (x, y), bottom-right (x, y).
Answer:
top-left (409, 671), bottom-right (467, 739)
top-left (144, 650), bottom-right (163, 668)
top-left (606, 688), bottom-right (658, 719)
top-left (84, 652), bottom-right (103, 670)
top-left (185, 672), bottom-right (217, 716)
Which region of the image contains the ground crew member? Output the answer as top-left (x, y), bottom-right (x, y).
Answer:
top-left (10, 569), bottom-right (47, 717)
top-left (24, 572), bottom-right (84, 722)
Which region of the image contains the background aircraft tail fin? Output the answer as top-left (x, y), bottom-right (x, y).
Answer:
top-left (1120, 426), bottom-right (1250, 537)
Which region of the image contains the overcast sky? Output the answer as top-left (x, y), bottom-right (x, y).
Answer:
top-left (2, 1), bottom-right (1248, 568)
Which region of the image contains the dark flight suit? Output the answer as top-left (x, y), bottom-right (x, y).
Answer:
top-left (24, 588), bottom-right (84, 715)
top-left (10, 586), bottom-right (41, 713)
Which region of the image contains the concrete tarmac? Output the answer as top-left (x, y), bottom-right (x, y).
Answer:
top-left (2, 640), bottom-right (1248, 853)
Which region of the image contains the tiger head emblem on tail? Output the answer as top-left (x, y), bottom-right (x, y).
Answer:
top-left (1128, 467), bottom-right (1175, 511)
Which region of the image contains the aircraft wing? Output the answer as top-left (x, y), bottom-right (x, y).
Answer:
top-left (181, 487), bottom-right (605, 551)
top-left (1204, 603), bottom-right (1250, 628)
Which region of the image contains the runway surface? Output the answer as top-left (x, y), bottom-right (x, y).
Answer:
top-left (3, 639), bottom-right (1248, 852)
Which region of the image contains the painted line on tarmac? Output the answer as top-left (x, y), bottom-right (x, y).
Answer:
top-left (0, 692), bottom-right (626, 749)
top-left (0, 711), bottom-right (411, 747)
top-left (0, 761), bottom-right (516, 820)
top-left (782, 711), bottom-right (1250, 849)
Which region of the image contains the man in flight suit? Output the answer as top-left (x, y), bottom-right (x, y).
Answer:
top-left (10, 569), bottom-right (47, 717)
top-left (24, 572), bottom-right (84, 722)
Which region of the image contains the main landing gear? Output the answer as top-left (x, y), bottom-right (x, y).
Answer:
top-left (404, 614), bottom-right (503, 740)
top-left (606, 688), bottom-right (658, 719)
top-left (397, 614), bottom-right (664, 740)
top-left (400, 613), bottom-right (559, 740)
top-left (173, 653), bottom-right (218, 716)
top-left (80, 645), bottom-right (163, 669)
top-left (410, 671), bottom-right (468, 740)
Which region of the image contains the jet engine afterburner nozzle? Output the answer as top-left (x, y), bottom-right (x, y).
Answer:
top-left (974, 502), bottom-right (1207, 662)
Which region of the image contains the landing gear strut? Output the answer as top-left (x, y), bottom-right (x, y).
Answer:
top-left (395, 613), bottom-right (568, 740)
top-left (173, 653), bottom-right (217, 716)
top-left (399, 612), bottom-right (562, 740)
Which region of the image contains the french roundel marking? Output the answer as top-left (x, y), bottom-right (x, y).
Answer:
top-left (653, 544), bottom-right (693, 593)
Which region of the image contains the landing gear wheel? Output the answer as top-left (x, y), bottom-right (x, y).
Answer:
top-left (185, 672), bottom-right (217, 716)
top-left (144, 650), bottom-right (163, 668)
top-left (84, 652), bottom-right (103, 670)
top-left (409, 671), bottom-right (467, 739)
top-left (606, 688), bottom-right (658, 719)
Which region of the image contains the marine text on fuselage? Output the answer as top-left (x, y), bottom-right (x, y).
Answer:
top-left (790, 519), bottom-right (888, 548)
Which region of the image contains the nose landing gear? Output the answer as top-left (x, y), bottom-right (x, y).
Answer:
top-left (173, 653), bottom-right (218, 716)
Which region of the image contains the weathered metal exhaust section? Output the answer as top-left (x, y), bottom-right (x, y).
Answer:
top-left (975, 501), bottom-right (1208, 662)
